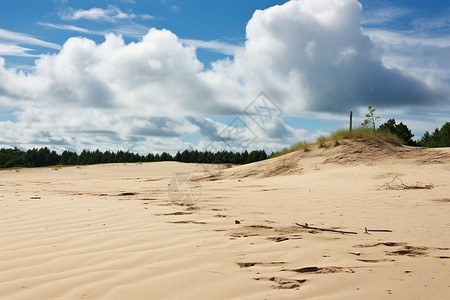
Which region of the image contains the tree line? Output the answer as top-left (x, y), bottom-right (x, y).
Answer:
top-left (417, 122), bottom-right (450, 147)
top-left (376, 120), bottom-right (449, 147)
top-left (361, 106), bottom-right (449, 147)
top-left (0, 148), bottom-right (268, 169)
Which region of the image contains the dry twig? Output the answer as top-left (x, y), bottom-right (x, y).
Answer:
top-left (380, 175), bottom-right (433, 190)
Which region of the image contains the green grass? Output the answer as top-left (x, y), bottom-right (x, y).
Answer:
top-left (328, 127), bottom-right (402, 145)
top-left (317, 135), bottom-right (327, 148)
top-left (271, 141), bottom-right (311, 158)
top-left (270, 127), bottom-right (403, 158)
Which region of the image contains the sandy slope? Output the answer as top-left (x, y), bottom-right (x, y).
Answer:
top-left (0, 141), bottom-right (449, 299)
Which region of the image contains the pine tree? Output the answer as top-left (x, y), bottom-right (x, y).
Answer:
top-left (361, 106), bottom-right (380, 130)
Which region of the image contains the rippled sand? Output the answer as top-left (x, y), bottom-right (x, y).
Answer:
top-left (1, 141), bottom-right (449, 299)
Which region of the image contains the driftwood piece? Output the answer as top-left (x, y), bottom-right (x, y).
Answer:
top-left (365, 227), bottom-right (392, 233)
top-left (295, 223), bottom-right (358, 235)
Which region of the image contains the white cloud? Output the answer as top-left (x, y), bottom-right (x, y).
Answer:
top-left (0, 43), bottom-right (37, 57)
top-left (38, 22), bottom-right (150, 39)
top-left (200, 0), bottom-right (447, 114)
top-left (7, 0), bottom-right (444, 115)
top-left (0, 105), bottom-right (199, 153)
top-left (140, 14), bottom-right (155, 20)
top-left (0, 29), bottom-right (219, 115)
top-left (61, 5), bottom-right (136, 22)
top-left (0, 28), bottom-right (61, 51)
top-left (38, 22), bottom-right (98, 35)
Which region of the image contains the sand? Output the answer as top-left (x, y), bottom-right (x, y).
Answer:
top-left (1, 140), bottom-right (449, 299)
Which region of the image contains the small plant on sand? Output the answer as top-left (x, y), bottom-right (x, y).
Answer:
top-left (361, 106), bottom-right (380, 131)
top-left (295, 141), bottom-right (310, 152)
top-left (317, 136), bottom-right (327, 148)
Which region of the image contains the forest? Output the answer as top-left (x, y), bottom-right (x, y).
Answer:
top-left (0, 147), bottom-right (268, 169)
top-left (416, 122), bottom-right (450, 147)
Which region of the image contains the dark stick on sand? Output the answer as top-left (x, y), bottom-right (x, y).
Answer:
top-left (295, 223), bottom-right (358, 235)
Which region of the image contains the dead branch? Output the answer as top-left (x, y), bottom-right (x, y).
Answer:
top-left (295, 223), bottom-right (358, 235)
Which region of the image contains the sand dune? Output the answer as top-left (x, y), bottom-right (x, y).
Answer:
top-left (1, 141), bottom-right (449, 299)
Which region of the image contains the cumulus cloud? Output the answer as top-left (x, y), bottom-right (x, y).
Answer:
top-left (0, 29), bottom-right (223, 114)
top-left (4, 0), bottom-right (447, 114)
top-left (204, 0), bottom-right (447, 113)
top-left (1, 0), bottom-right (449, 152)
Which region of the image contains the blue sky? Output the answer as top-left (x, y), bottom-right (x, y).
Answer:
top-left (0, 0), bottom-right (449, 154)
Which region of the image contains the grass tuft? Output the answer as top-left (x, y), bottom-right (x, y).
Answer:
top-left (317, 136), bottom-right (327, 148)
top-left (328, 127), bottom-right (402, 146)
top-left (271, 141), bottom-right (310, 158)
top-left (270, 127), bottom-right (403, 158)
